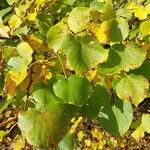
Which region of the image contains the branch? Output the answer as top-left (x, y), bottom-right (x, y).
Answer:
top-left (0, 116), bottom-right (17, 128)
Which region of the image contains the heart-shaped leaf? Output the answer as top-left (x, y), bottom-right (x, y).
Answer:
top-left (99, 43), bottom-right (146, 75)
top-left (98, 98), bottom-right (133, 136)
top-left (114, 74), bottom-right (149, 106)
top-left (81, 84), bottom-right (110, 119)
top-left (53, 75), bottom-right (92, 106)
top-left (18, 106), bottom-right (69, 149)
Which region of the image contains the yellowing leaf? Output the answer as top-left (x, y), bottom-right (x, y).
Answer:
top-left (8, 14), bottom-right (22, 30)
top-left (115, 74), bottom-right (149, 106)
top-left (140, 20), bottom-right (150, 35)
top-left (88, 21), bottom-right (109, 44)
top-left (27, 10), bottom-right (37, 21)
top-left (17, 42), bottom-right (33, 64)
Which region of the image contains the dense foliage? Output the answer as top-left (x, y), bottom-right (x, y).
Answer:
top-left (0, 0), bottom-right (150, 149)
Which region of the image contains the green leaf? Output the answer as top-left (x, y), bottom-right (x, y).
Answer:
top-left (117, 17), bottom-right (129, 40)
top-left (0, 7), bottom-right (12, 18)
top-left (81, 84), bottom-right (110, 119)
top-left (6, 0), bottom-right (16, 5)
top-left (98, 98), bottom-right (133, 136)
top-left (37, 13), bottom-right (53, 35)
top-left (109, 19), bottom-right (123, 42)
top-left (67, 7), bottom-right (91, 33)
top-left (53, 75), bottom-right (92, 106)
top-left (140, 20), bottom-right (150, 35)
top-left (63, 0), bottom-right (76, 5)
top-left (7, 57), bottom-right (27, 72)
top-left (32, 82), bottom-right (63, 109)
top-left (0, 97), bottom-right (14, 114)
top-left (56, 133), bottom-right (74, 150)
top-left (99, 43), bottom-right (146, 75)
top-left (0, 75), bottom-right (4, 93)
top-left (114, 74), bottom-right (149, 106)
top-left (47, 22), bottom-right (70, 52)
top-left (14, 26), bottom-right (29, 35)
top-left (132, 114), bottom-right (150, 140)
top-left (18, 106), bottom-right (69, 149)
top-left (62, 34), bottom-right (108, 73)
top-left (2, 47), bottom-right (16, 61)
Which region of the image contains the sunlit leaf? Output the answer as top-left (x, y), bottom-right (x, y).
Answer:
top-left (114, 74), bottom-right (149, 106)
top-left (47, 22), bottom-right (69, 52)
top-left (88, 21), bottom-right (109, 44)
top-left (68, 7), bottom-right (91, 33)
top-left (126, 2), bottom-right (150, 20)
top-left (0, 131), bottom-right (6, 142)
top-left (8, 14), bottom-right (22, 30)
top-left (61, 34), bottom-right (108, 73)
top-left (140, 20), bottom-right (150, 35)
top-left (11, 136), bottom-right (25, 150)
top-left (17, 42), bottom-right (33, 64)
top-left (6, 0), bottom-right (16, 5)
top-left (27, 9), bottom-right (37, 21)
top-left (6, 57), bottom-right (28, 86)
top-left (132, 114), bottom-right (150, 140)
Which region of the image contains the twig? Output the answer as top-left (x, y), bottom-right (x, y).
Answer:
top-left (0, 116), bottom-right (17, 128)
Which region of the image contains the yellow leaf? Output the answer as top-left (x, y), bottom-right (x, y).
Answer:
top-left (140, 20), bottom-right (150, 35)
top-left (36, 0), bottom-right (46, 5)
top-left (134, 7), bottom-right (148, 20)
top-left (77, 131), bottom-right (84, 141)
top-left (41, 65), bottom-right (52, 80)
top-left (131, 125), bottom-right (144, 140)
top-left (17, 42), bottom-right (33, 64)
top-left (27, 9), bottom-right (37, 21)
top-left (8, 67), bottom-right (27, 86)
top-left (11, 136), bottom-right (25, 150)
top-left (0, 131), bottom-right (6, 142)
top-left (91, 142), bottom-right (98, 150)
top-left (8, 14), bottom-right (22, 30)
top-left (127, 2), bottom-right (150, 20)
top-left (15, 1), bottom-right (31, 16)
top-left (84, 139), bottom-right (91, 147)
